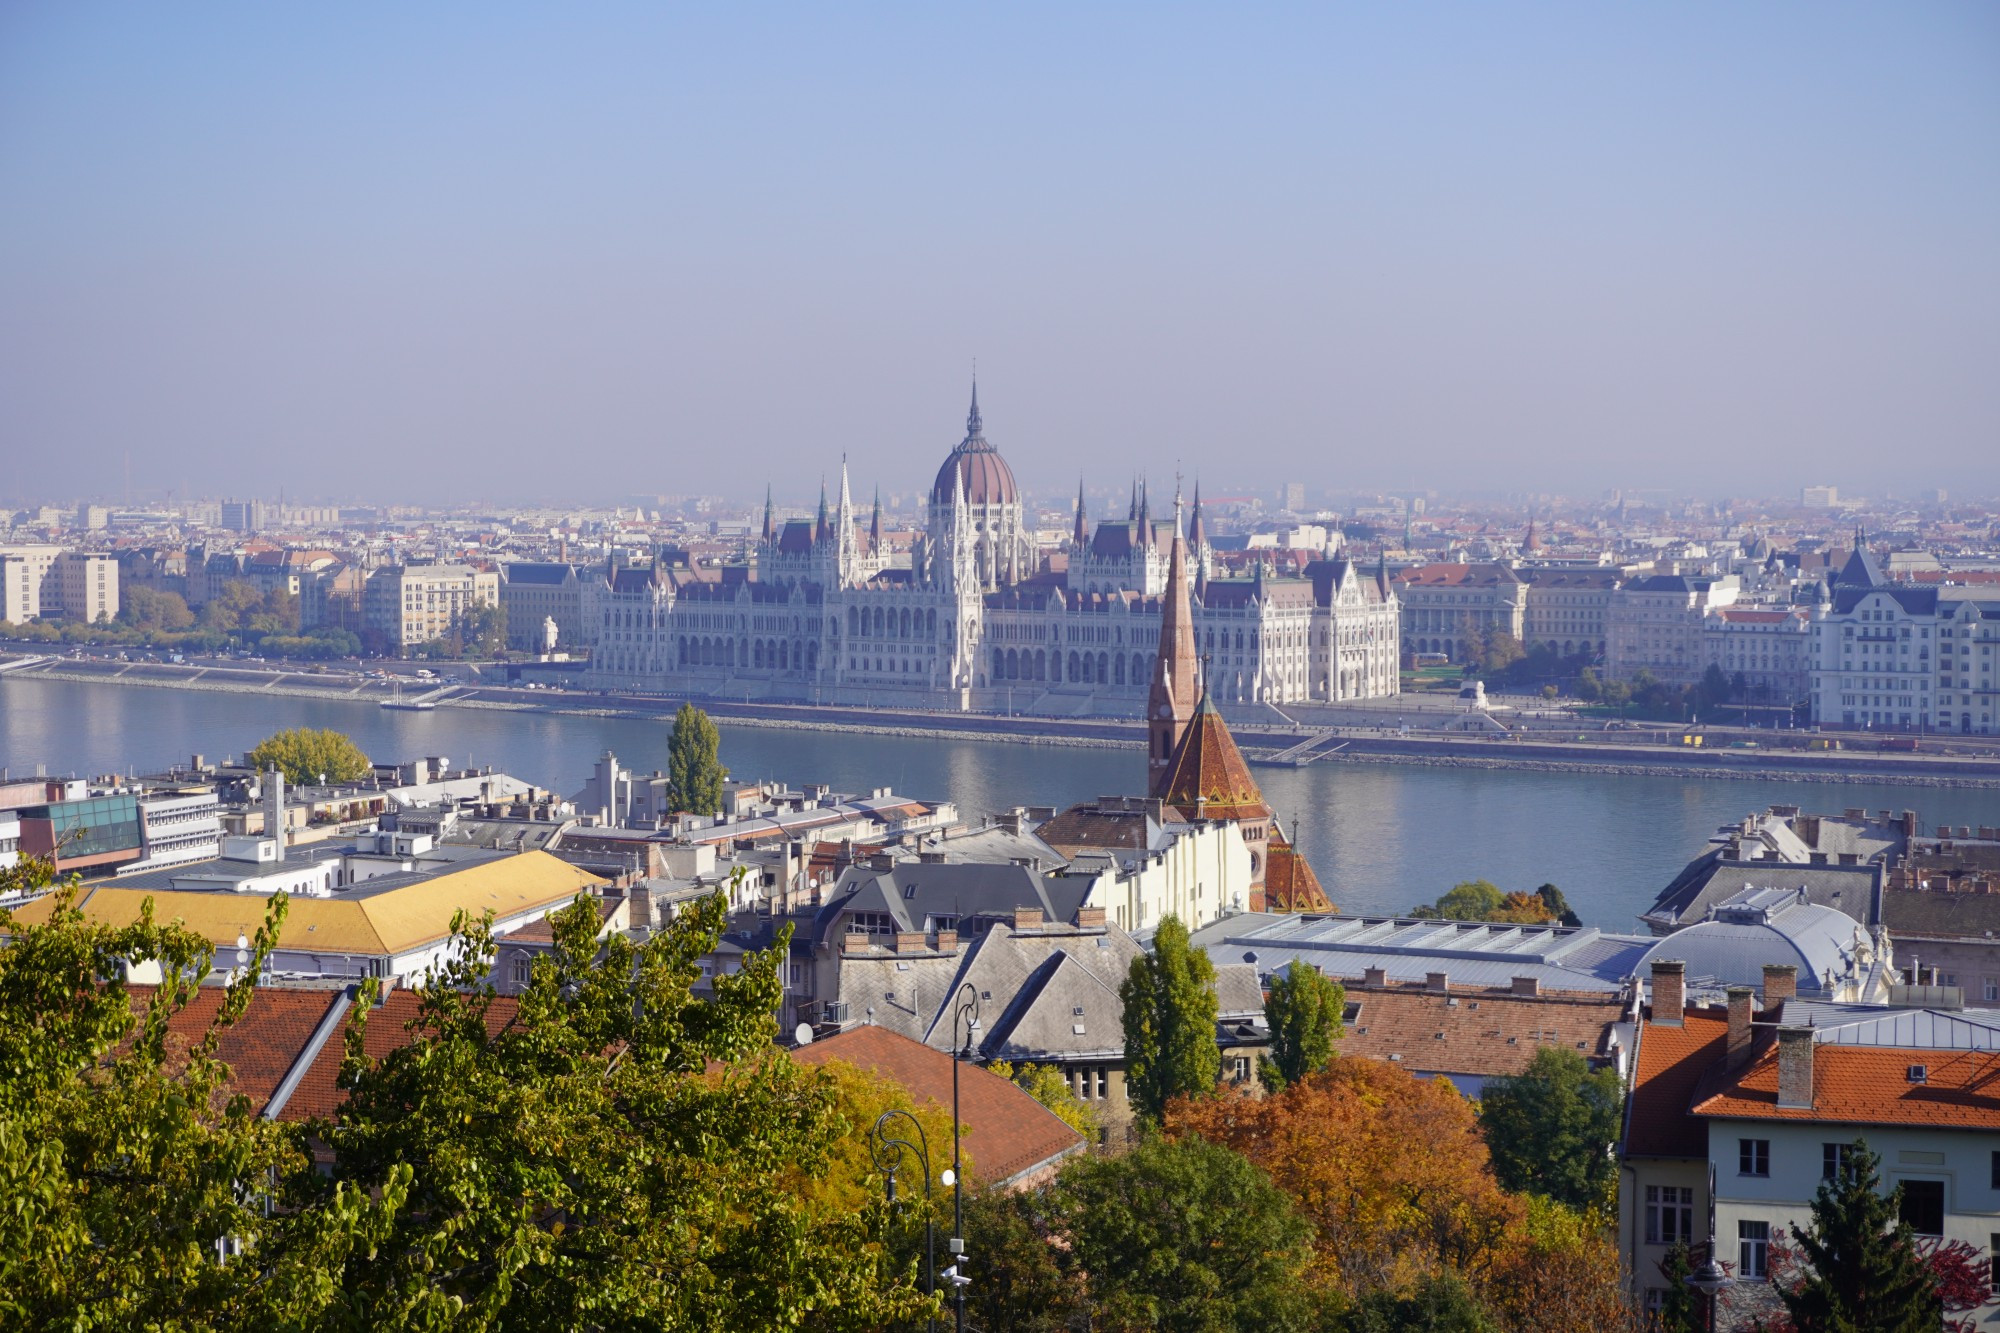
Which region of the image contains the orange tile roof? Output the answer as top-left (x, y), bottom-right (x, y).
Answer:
top-left (795, 1025), bottom-right (1086, 1186)
top-left (124, 984), bottom-right (346, 1115)
top-left (1692, 1039), bottom-right (2000, 1131)
top-left (1155, 693), bottom-right (1270, 822)
top-left (1623, 1009), bottom-right (1730, 1158)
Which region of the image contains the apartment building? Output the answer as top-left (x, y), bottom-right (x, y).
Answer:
top-left (1621, 960), bottom-right (2000, 1327)
top-left (1519, 567), bottom-right (1619, 659)
top-left (1605, 574), bottom-right (1740, 686)
top-left (1703, 606), bottom-right (1813, 704)
top-left (1392, 563), bottom-right (1528, 661)
top-left (363, 563), bottom-right (500, 652)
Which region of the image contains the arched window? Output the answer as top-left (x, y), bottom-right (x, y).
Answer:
top-left (1097, 651), bottom-right (1109, 683)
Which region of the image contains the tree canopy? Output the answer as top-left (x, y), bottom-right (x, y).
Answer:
top-left (666, 703), bottom-right (727, 816)
top-left (246, 726), bottom-right (371, 787)
top-left (988, 1059), bottom-right (1099, 1139)
top-left (1477, 1046), bottom-right (1623, 1210)
top-left (0, 852), bottom-right (935, 1331)
top-left (1259, 959), bottom-right (1344, 1094)
top-left (1119, 915), bottom-right (1220, 1124)
top-left (1410, 880), bottom-right (1559, 925)
top-left (1052, 1135), bottom-right (1314, 1332)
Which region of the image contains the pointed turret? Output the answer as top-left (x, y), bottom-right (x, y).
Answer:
top-left (870, 486), bottom-right (883, 548)
top-left (761, 485), bottom-right (775, 544)
top-left (1072, 478), bottom-right (1088, 547)
top-left (815, 479), bottom-right (829, 546)
top-left (835, 457), bottom-right (859, 581)
top-left (1128, 476), bottom-right (1138, 522)
top-left (1187, 479), bottom-right (1207, 552)
top-left (1147, 516), bottom-right (1201, 795)
top-left (1138, 477), bottom-right (1152, 548)
top-left (966, 377), bottom-right (983, 441)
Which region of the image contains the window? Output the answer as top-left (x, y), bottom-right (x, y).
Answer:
top-left (1901, 1180), bottom-right (1946, 1237)
top-left (1824, 1143), bottom-right (1853, 1181)
top-left (1646, 1186), bottom-right (1695, 1246)
top-left (1739, 1220), bottom-right (1770, 1280)
top-left (1992, 1235), bottom-right (2000, 1295)
top-left (1232, 1057), bottom-right (1251, 1083)
top-left (1740, 1138), bottom-right (1770, 1177)
top-left (1094, 1067), bottom-right (1107, 1100)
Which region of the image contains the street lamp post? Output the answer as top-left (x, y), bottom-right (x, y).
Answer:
top-left (870, 1108), bottom-right (938, 1333)
top-left (1685, 1252), bottom-right (1735, 1333)
top-left (948, 981), bottom-right (980, 1333)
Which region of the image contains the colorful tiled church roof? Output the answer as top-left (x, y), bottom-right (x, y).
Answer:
top-left (1264, 829), bottom-right (1334, 913)
top-left (1154, 689), bottom-right (1270, 823)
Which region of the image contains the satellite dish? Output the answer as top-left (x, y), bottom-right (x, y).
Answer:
top-left (794, 1023), bottom-right (814, 1046)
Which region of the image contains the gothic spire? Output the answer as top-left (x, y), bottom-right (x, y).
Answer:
top-left (1073, 478), bottom-right (1088, 546)
top-left (761, 484), bottom-right (775, 543)
top-left (1148, 513), bottom-right (1200, 797)
top-left (870, 486), bottom-right (882, 546)
top-left (1128, 475), bottom-right (1138, 522)
top-left (1138, 476), bottom-right (1152, 548)
top-left (1188, 478), bottom-right (1206, 551)
top-left (965, 376), bottom-right (984, 442)
top-left (815, 478), bottom-right (828, 545)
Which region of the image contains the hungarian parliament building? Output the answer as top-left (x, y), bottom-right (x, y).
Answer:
top-left (586, 387), bottom-right (1401, 713)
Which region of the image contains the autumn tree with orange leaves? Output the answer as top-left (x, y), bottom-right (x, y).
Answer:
top-left (1166, 1055), bottom-right (1638, 1330)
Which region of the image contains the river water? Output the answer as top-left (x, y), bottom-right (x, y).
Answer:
top-left (5, 675), bottom-right (1995, 930)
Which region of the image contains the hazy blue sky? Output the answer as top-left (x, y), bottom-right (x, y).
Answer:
top-left (2, 4), bottom-right (1995, 509)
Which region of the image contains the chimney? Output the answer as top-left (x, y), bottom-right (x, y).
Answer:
top-left (627, 880), bottom-right (653, 932)
top-left (1426, 971), bottom-right (1450, 993)
top-left (935, 929), bottom-right (958, 953)
top-left (266, 766), bottom-right (286, 862)
top-left (894, 931), bottom-right (926, 954)
top-left (1511, 976), bottom-right (1540, 998)
top-left (1776, 1026), bottom-right (1816, 1109)
top-left (1902, 810), bottom-right (1918, 838)
top-left (1726, 986), bottom-right (1755, 1070)
top-left (1650, 959), bottom-right (1686, 1026)
top-left (1363, 966), bottom-right (1387, 987)
top-left (1762, 963), bottom-right (1798, 1011)
top-left (1075, 905), bottom-right (1107, 929)
top-left (1012, 906), bottom-right (1044, 932)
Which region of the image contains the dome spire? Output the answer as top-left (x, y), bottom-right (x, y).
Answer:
top-left (966, 373), bottom-right (983, 442)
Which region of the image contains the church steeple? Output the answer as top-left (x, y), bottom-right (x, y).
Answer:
top-left (1148, 514), bottom-right (1200, 796)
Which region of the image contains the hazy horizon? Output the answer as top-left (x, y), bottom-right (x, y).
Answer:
top-left (3, 5), bottom-right (1996, 509)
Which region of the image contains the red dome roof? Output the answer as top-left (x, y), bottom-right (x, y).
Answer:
top-left (931, 383), bottom-right (1020, 507)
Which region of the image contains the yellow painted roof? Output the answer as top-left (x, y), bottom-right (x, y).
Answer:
top-left (8, 851), bottom-right (603, 957)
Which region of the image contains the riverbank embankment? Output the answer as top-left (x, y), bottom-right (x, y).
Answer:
top-left (9, 655), bottom-right (2000, 788)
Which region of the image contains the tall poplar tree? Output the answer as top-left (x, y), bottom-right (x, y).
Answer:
top-left (1120, 915), bottom-right (1220, 1124)
top-left (665, 702), bottom-right (727, 815)
top-left (1259, 959), bottom-right (1344, 1094)
top-left (1779, 1138), bottom-right (1938, 1333)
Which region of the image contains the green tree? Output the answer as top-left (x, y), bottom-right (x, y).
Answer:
top-left (988, 1060), bottom-right (1099, 1139)
top-left (666, 703), bottom-right (728, 815)
top-left (1341, 1271), bottom-right (1496, 1332)
top-left (1653, 1244), bottom-right (1704, 1333)
top-left (1477, 1046), bottom-right (1622, 1210)
top-left (117, 585), bottom-right (194, 631)
top-left (1259, 960), bottom-right (1345, 1094)
top-left (1481, 631), bottom-right (1526, 674)
top-left (1053, 1135), bottom-right (1314, 1332)
top-left (1778, 1138), bottom-right (1939, 1333)
top-left (319, 890), bottom-right (932, 1329)
top-left (247, 726), bottom-right (371, 787)
top-left (1120, 915), bottom-right (1221, 1124)
top-left (961, 1185), bottom-right (1088, 1333)
top-left (456, 600), bottom-right (507, 657)
top-left (1412, 880), bottom-right (1505, 920)
top-left (1536, 882), bottom-right (1582, 927)
top-left (0, 860), bottom-right (403, 1329)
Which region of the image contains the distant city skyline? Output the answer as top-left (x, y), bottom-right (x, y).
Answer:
top-left (3, 5), bottom-right (1996, 506)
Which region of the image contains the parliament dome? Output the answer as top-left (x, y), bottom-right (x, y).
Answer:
top-left (932, 383), bottom-right (1020, 507)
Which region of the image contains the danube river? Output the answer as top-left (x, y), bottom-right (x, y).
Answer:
top-left (5, 675), bottom-right (1996, 930)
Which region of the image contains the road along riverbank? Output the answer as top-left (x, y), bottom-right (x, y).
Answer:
top-left (9, 654), bottom-right (1998, 787)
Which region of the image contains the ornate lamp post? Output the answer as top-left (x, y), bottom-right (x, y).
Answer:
top-left (870, 1108), bottom-right (937, 1333)
top-left (1686, 1252), bottom-right (1735, 1332)
top-left (946, 981), bottom-right (980, 1332)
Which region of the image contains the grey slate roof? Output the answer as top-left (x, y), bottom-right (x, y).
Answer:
top-left (810, 861), bottom-right (1068, 944)
top-left (1882, 888), bottom-right (2000, 940)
